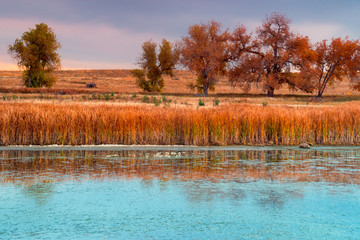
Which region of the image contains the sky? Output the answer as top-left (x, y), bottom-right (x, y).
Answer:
top-left (1, 0), bottom-right (360, 70)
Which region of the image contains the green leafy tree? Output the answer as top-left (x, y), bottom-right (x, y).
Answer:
top-left (8, 23), bottom-right (61, 88)
top-left (132, 39), bottom-right (179, 92)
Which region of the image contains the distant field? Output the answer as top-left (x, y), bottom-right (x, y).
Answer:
top-left (1, 69), bottom-right (360, 107)
top-left (0, 69), bottom-right (359, 95)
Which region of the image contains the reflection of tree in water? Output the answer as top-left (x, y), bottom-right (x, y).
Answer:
top-left (258, 189), bottom-right (286, 208)
top-left (22, 182), bottom-right (54, 206)
top-left (182, 180), bottom-right (247, 205)
top-left (0, 148), bottom-right (360, 185)
top-left (180, 180), bottom-right (306, 209)
top-left (256, 186), bottom-right (305, 209)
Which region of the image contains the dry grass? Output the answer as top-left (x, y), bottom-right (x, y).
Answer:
top-left (1, 69), bottom-right (360, 146)
top-left (2, 69), bottom-right (360, 109)
top-left (1, 101), bottom-right (360, 146)
top-left (1, 69), bottom-right (359, 96)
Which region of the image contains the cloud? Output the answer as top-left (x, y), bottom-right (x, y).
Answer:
top-left (0, 17), bottom-right (167, 70)
top-left (61, 60), bottom-right (135, 70)
top-left (54, 21), bottom-right (166, 69)
top-left (228, 18), bottom-right (352, 43)
top-left (229, 18), bottom-right (261, 32)
top-left (1, 16), bottom-right (356, 71)
top-left (0, 61), bottom-right (18, 70)
top-left (293, 22), bottom-right (350, 42)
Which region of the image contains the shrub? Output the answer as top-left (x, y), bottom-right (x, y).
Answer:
top-left (198, 99), bottom-right (205, 106)
top-left (142, 95), bottom-right (150, 103)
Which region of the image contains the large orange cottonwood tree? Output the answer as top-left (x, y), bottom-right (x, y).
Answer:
top-left (228, 13), bottom-right (314, 97)
top-left (312, 37), bottom-right (360, 98)
top-left (180, 20), bottom-right (229, 96)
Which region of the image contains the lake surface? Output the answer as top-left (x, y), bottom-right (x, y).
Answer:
top-left (0, 146), bottom-right (360, 239)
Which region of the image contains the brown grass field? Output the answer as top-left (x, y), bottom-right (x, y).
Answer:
top-left (1, 69), bottom-right (360, 146)
top-left (1, 69), bottom-right (360, 107)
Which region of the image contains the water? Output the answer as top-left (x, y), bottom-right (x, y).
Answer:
top-left (0, 146), bottom-right (360, 239)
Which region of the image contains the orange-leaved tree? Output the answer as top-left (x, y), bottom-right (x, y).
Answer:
top-left (312, 37), bottom-right (360, 98)
top-left (180, 20), bottom-right (229, 96)
top-left (228, 12), bottom-right (314, 97)
top-left (131, 39), bottom-right (179, 92)
top-left (227, 24), bottom-right (260, 92)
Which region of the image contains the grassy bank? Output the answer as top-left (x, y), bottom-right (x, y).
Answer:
top-left (1, 102), bottom-right (360, 146)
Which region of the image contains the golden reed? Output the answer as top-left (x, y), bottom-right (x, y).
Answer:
top-left (1, 102), bottom-right (360, 145)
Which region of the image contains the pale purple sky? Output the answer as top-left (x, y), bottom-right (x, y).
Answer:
top-left (1, 0), bottom-right (359, 70)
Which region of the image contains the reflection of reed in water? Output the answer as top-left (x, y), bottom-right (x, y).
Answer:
top-left (0, 149), bottom-right (359, 185)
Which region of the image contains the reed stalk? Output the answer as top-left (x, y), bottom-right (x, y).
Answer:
top-left (1, 102), bottom-right (360, 146)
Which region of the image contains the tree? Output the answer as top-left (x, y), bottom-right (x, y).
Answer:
top-left (312, 37), bottom-right (360, 98)
top-left (228, 12), bottom-right (314, 97)
top-left (8, 23), bottom-right (61, 88)
top-left (180, 20), bottom-right (229, 96)
top-left (227, 24), bottom-right (259, 92)
top-left (131, 39), bottom-right (179, 93)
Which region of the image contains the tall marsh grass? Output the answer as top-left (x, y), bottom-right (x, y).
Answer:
top-left (1, 102), bottom-right (360, 145)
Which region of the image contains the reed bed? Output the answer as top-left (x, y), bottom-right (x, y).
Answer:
top-left (1, 102), bottom-right (360, 145)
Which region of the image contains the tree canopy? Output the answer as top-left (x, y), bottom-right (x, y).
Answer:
top-left (311, 37), bottom-right (360, 97)
top-left (8, 23), bottom-right (61, 88)
top-left (132, 39), bottom-right (179, 92)
top-left (228, 13), bottom-right (314, 97)
top-left (180, 20), bottom-right (229, 96)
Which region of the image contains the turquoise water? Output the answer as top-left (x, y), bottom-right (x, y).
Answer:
top-left (0, 146), bottom-right (360, 239)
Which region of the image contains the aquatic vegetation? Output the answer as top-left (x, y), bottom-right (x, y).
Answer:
top-left (1, 102), bottom-right (360, 146)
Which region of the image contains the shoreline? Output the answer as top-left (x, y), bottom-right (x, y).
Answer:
top-left (1, 144), bottom-right (360, 151)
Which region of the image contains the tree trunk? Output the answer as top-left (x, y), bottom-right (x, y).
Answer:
top-left (317, 90), bottom-right (323, 98)
top-left (317, 83), bottom-right (326, 98)
top-left (267, 87), bottom-right (274, 97)
top-left (28, 76), bottom-right (31, 88)
top-left (202, 78), bottom-right (210, 97)
top-left (202, 71), bottom-right (209, 97)
top-left (203, 84), bottom-right (209, 97)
